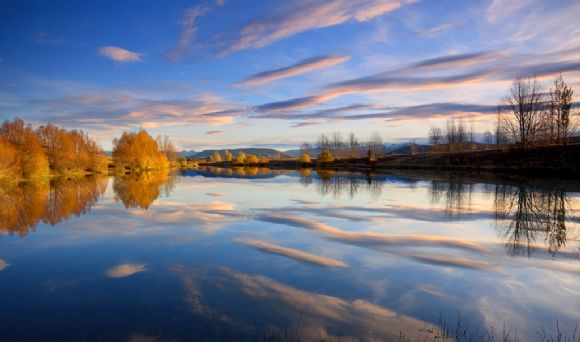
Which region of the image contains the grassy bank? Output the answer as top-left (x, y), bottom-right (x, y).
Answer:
top-left (200, 144), bottom-right (580, 177)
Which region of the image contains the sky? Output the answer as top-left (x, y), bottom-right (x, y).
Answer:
top-left (1, 0), bottom-right (580, 151)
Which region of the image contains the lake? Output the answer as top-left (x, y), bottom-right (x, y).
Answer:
top-left (0, 168), bottom-right (579, 341)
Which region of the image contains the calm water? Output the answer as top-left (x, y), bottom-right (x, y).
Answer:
top-left (0, 168), bottom-right (579, 341)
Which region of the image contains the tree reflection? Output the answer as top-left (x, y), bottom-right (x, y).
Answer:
top-left (297, 170), bottom-right (385, 199)
top-left (113, 171), bottom-right (176, 209)
top-left (429, 176), bottom-right (474, 216)
top-left (0, 176), bottom-right (107, 237)
top-left (494, 185), bottom-right (573, 257)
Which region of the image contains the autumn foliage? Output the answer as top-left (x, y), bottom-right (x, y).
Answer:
top-left (0, 119), bottom-right (108, 180)
top-left (112, 129), bottom-right (169, 172)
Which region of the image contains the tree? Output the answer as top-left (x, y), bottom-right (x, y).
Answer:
top-left (223, 150), bottom-right (233, 161)
top-left (299, 153), bottom-right (311, 163)
top-left (484, 130), bottom-right (493, 146)
top-left (245, 154), bottom-right (259, 164)
top-left (211, 151), bottom-right (223, 163)
top-left (347, 132), bottom-right (360, 158)
top-left (498, 76), bottom-right (546, 148)
top-left (0, 118), bottom-right (49, 178)
top-left (112, 129), bottom-right (169, 172)
top-left (234, 152), bottom-right (246, 164)
top-left (156, 135), bottom-right (178, 165)
top-left (317, 150), bottom-right (334, 163)
top-left (0, 136), bottom-right (21, 180)
top-left (331, 131), bottom-right (344, 158)
top-left (548, 74), bottom-right (575, 145)
top-left (316, 134), bottom-right (331, 151)
top-left (429, 126), bottom-right (444, 145)
top-left (367, 132), bottom-right (383, 158)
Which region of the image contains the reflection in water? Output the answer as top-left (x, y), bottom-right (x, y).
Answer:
top-left (302, 170), bottom-right (386, 200)
top-left (113, 171), bottom-right (177, 209)
top-left (429, 175), bottom-right (475, 216)
top-left (170, 265), bottom-right (426, 341)
top-left (182, 166), bottom-right (273, 179)
top-left (292, 169), bottom-right (578, 257)
top-left (0, 176), bottom-right (107, 236)
top-left (494, 185), bottom-right (574, 257)
top-left (428, 178), bottom-right (578, 257)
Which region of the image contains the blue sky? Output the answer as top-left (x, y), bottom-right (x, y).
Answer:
top-left (1, 0), bottom-right (579, 150)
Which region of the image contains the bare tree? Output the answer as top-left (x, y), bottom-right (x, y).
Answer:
top-left (429, 126), bottom-right (444, 145)
top-left (484, 130), bottom-right (493, 146)
top-left (331, 131), bottom-right (345, 158)
top-left (367, 132), bottom-right (384, 158)
top-left (498, 76), bottom-right (546, 148)
top-left (347, 132), bottom-right (360, 158)
top-left (548, 74), bottom-right (575, 145)
top-left (316, 134), bottom-right (330, 150)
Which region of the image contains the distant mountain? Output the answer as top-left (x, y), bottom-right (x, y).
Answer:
top-left (389, 144), bottom-right (431, 155)
top-left (180, 150), bottom-right (198, 157)
top-left (191, 148), bottom-right (290, 159)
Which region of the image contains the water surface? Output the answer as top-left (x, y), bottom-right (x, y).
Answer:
top-left (1, 168), bottom-right (579, 341)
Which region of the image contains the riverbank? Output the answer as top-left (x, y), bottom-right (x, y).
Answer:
top-left (200, 144), bottom-right (580, 177)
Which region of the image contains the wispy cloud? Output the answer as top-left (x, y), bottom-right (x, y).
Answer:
top-left (105, 263), bottom-right (147, 278)
top-left (239, 239), bottom-right (348, 267)
top-left (219, 0), bottom-right (414, 56)
top-left (166, 2), bottom-right (215, 61)
top-left (169, 0), bottom-right (414, 58)
top-left (27, 89), bottom-right (247, 130)
top-left (252, 47), bottom-right (580, 116)
top-left (99, 46), bottom-right (142, 62)
top-left (205, 130), bottom-right (225, 135)
top-left (238, 55), bottom-right (350, 87)
top-left (419, 22), bottom-right (458, 37)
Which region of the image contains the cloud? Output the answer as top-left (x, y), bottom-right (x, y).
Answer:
top-left (105, 263), bottom-right (147, 278)
top-left (238, 55), bottom-right (350, 87)
top-left (238, 239), bottom-right (348, 267)
top-left (205, 130), bottom-right (225, 135)
top-left (0, 259), bottom-right (9, 271)
top-left (98, 46), bottom-right (142, 62)
top-left (252, 47), bottom-right (580, 117)
top-left (169, 0), bottom-right (414, 58)
top-left (419, 22), bottom-right (458, 37)
top-left (255, 101), bottom-right (497, 122)
top-left (486, 0), bottom-right (534, 24)
top-left (219, 0), bottom-right (414, 56)
top-left (166, 3), bottom-right (213, 61)
top-left (26, 89), bottom-right (247, 131)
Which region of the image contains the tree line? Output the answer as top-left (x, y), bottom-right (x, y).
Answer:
top-left (0, 118), bottom-right (179, 181)
top-left (207, 150), bottom-right (269, 165)
top-left (299, 131), bottom-right (385, 163)
top-left (428, 73), bottom-right (578, 152)
top-left (0, 118), bottom-right (108, 179)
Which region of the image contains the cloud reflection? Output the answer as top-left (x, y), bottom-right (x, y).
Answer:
top-left (106, 263), bottom-right (147, 278)
top-left (0, 259), bottom-right (9, 271)
top-left (238, 239), bottom-right (348, 267)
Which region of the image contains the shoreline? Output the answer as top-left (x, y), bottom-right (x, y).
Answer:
top-left (197, 144), bottom-right (580, 178)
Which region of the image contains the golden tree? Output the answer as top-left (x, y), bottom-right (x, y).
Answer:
top-left (234, 152), bottom-right (246, 164)
top-left (0, 135), bottom-right (21, 180)
top-left (245, 154), bottom-right (259, 164)
top-left (317, 150), bottom-right (334, 163)
top-left (0, 118), bottom-right (49, 178)
top-left (112, 129), bottom-right (169, 172)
